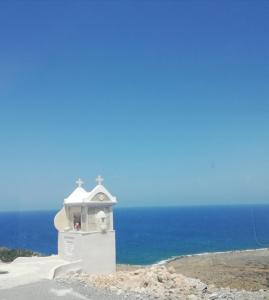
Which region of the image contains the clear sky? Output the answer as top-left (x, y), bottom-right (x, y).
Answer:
top-left (0, 1), bottom-right (268, 210)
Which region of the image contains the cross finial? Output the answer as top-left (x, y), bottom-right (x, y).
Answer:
top-left (96, 175), bottom-right (104, 185)
top-left (76, 178), bottom-right (84, 187)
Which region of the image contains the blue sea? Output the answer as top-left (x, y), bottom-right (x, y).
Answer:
top-left (0, 206), bottom-right (269, 265)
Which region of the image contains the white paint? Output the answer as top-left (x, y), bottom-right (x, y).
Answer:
top-left (58, 231), bottom-right (116, 274)
top-left (54, 207), bottom-right (69, 232)
top-left (49, 288), bottom-right (73, 296)
top-left (55, 176), bottom-right (117, 274)
top-left (49, 288), bottom-right (90, 299)
top-left (96, 175), bottom-right (104, 185)
top-left (50, 260), bottom-right (82, 279)
top-left (76, 178), bottom-right (84, 188)
top-left (64, 186), bottom-right (88, 204)
top-left (64, 178), bottom-right (117, 205)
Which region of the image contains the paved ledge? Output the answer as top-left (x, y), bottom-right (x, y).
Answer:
top-left (0, 255), bottom-right (75, 289)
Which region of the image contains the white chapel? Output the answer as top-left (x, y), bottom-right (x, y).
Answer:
top-left (54, 176), bottom-right (117, 274)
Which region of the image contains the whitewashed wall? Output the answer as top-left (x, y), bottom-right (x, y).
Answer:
top-left (58, 231), bottom-right (116, 274)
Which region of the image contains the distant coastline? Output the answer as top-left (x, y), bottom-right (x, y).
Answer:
top-left (154, 246), bottom-right (269, 266)
top-left (2, 245), bottom-right (268, 266)
top-left (118, 247), bottom-right (269, 291)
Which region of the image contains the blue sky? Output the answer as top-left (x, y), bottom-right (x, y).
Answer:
top-left (0, 1), bottom-right (268, 210)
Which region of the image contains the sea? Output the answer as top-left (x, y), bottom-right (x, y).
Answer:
top-left (0, 205), bottom-right (269, 265)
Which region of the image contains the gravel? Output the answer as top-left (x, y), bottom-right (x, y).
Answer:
top-left (57, 266), bottom-right (269, 300)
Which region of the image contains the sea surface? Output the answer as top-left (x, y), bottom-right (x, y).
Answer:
top-left (0, 206), bottom-right (269, 265)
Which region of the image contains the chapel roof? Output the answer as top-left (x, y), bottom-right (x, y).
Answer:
top-left (64, 186), bottom-right (88, 204)
top-left (64, 176), bottom-right (117, 205)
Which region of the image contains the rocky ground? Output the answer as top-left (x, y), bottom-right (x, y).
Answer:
top-left (166, 249), bottom-right (269, 291)
top-left (59, 265), bottom-right (269, 300)
top-left (2, 247), bottom-right (269, 299)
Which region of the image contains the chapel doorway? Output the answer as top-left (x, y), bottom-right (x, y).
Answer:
top-left (73, 213), bottom-right (81, 230)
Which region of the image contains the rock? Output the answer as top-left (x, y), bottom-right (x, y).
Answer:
top-left (116, 289), bottom-right (122, 295)
top-left (157, 274), bottom-right (164, 283)
top-left (164, 280), bottom-right (176, 289)
top-left (167, 266), bottom-right (176, 274)
top-left (194, 281), bottom-right (208, 292)
top-left (62, 265), bottom-right (269, 300)
top-left (110, 286), bottom-right (117, 292)
top-left (208, 293), bottom-right (219, 299)
top-left (133, 269), bottom-right (143, 275)
top-left (187, 294), bottom-right (198, 300)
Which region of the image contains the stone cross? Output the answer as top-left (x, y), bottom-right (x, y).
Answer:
top-left (76, 178), bottom-right (84, 187)
top-left (96, 175), bottom-right (104, 185)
